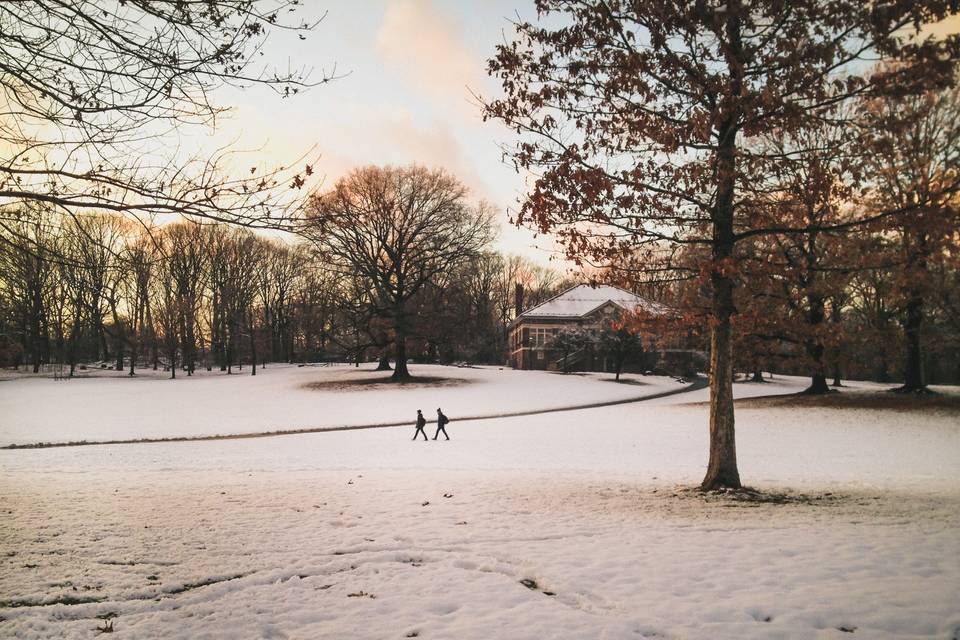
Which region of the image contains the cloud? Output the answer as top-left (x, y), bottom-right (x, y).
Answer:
top-left (324, 104), bottom-right (490, 199)
top-left (376, 0), bottom-right (485, 122)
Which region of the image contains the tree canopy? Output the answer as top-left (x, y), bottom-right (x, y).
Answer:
top-left (485, 0), bottom-right (960, 489)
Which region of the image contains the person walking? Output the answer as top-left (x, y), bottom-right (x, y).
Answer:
top-left (412, 409), bottom-right (428, 441)
top-left (433, 408), bottom-right (450, 440)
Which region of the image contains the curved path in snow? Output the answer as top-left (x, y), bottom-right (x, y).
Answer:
top-left (3, 376), bottom-right (709, 450)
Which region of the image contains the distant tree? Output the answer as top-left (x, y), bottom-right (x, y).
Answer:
top-left (929, 231), bottom-right (960, 384)
top-left (255, 244), bottom-right (305, 364)
top-left (208, 229), bottom-right (263, 373)
top-left (67, 214), bottom-right (130, 366)
top-left (753, 116), bottom-right (860, 394)
top-left (152, 238), bottom-right (180, 379)
top-left (551, 327), bottom-right (590, 374)
top-left (862, 84), bottom-right (960, 393)
top-left (486, 0), bottom-right (959, 489)
top-left (305, 166), bottom-right (495, 380)
top-left (599, 319), bottom-right (643, 381)
top-left (164, 223), bottom-right (209, 375)
top-left (0, 208), bottom-right (55, 372)
top-left (124, 233), bottom-right (156, 376)
top-left (421, 252), bottom-right (504, 364)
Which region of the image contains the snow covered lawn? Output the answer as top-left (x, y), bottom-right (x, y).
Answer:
top-left (1, 370), bottom-right (958, 639)
top-left (0, 364), bottom-right (687, 447)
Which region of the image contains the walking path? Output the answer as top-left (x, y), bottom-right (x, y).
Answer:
top-left (2, 377), bottom-right (708, 450)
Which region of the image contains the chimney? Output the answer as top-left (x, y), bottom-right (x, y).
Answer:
top-left (514, 283), bottom-right (524, 318)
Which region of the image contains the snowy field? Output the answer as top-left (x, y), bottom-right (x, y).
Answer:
top-left (1, 366), bottom-right (958, 639)
top-left (0, 364), bottom-right (690, 446)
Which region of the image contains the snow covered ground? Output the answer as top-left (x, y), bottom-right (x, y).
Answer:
top-left (1, 367), bottom-right (958, 639)
top-left (0, 364), bottom-right (687, 446)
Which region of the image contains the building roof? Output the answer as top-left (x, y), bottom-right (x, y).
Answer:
top-left (516, 284), bottom-right (665, 322)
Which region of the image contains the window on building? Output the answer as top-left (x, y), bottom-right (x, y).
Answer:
top-left (532, 328), bottom-right (552, 346)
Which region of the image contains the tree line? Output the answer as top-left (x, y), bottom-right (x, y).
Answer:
top-left (0, 198), bottom-right (570, 377)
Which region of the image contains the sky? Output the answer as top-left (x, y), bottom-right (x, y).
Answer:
top-left (199, 2), bottom-right (960, 269)
top-left (202, 0), bottom-right (559, 266)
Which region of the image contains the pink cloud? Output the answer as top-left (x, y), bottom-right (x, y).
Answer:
top-left (376, 0), bottom-right (485, 121)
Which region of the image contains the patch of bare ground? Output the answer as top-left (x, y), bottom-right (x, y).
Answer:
top-left (554, 482), bottom-right (960, 526)
top-left (733, 391), bottom-right (960, 413)
top-left (303, 375), bottom-right (471, 392)
top-left (681, 486), bottom-right (846, 506)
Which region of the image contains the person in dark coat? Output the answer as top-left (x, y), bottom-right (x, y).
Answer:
top-left (412, 409), bottom-right (428, 441)
top-left (433, 408), bottom-right (450, 440)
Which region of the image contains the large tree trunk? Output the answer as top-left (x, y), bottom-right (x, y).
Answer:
top-left (129, 300), bottom-right (139, 377)
top-left (30, 283), bottom-right (43, 373)
top-left (391, 300), bottom-right (411, 380)
top-left (893, 229), bottom-right (929, 394)
top-left (99, 321), bottom-right (110, 364)
top-left (67, 315), bottom-right (80, 378)
top-left (354, 330), bottom-right (362, 368)
top-left (703, 291), bottom-right (741, 490)
top-left (702, 248), bottom-right (740, 491)
top-left (702, 22), bottom-right (742, 491)
top-left (802, 235), bottom-right (829, 395)
top-left (226, 323), bottom-right (234, 374)
top-left (895, 291), bottom-right (926, 392)
top-left (829, 299), bottom-right (843, 387)
top-left (249, 312), bottom-right (257, 376)
top-left (113, 321), bottom-right (125, 373)
top-left (876, 355), bottom-right (889, 383)
top-left (392, 333), bottom-right (410, 380)
top-left (803, 300), bottom-right (831, 393)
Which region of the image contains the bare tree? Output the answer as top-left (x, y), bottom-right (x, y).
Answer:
top-left (0, 207), bottom-right (56, 371)
top-left (165, 223), bottom-right (210, 375)
top-left (305, 166), bottom-right (495, 380)
top-left (0, 1), bottom-right (332, 239)
top-left (124, 233), bottom-right (156, 376)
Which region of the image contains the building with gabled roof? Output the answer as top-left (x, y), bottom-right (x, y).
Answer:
top-left (508, 283), bottom-right (666, 371)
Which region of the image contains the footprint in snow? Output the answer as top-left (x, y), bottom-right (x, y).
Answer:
top-left (519, 578), bottom-right (556, 596)
top-left (747, 608), bottom-right (772, 623)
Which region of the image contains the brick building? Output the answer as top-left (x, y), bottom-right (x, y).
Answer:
top-left (508, 284), bottom-right (666, 371)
